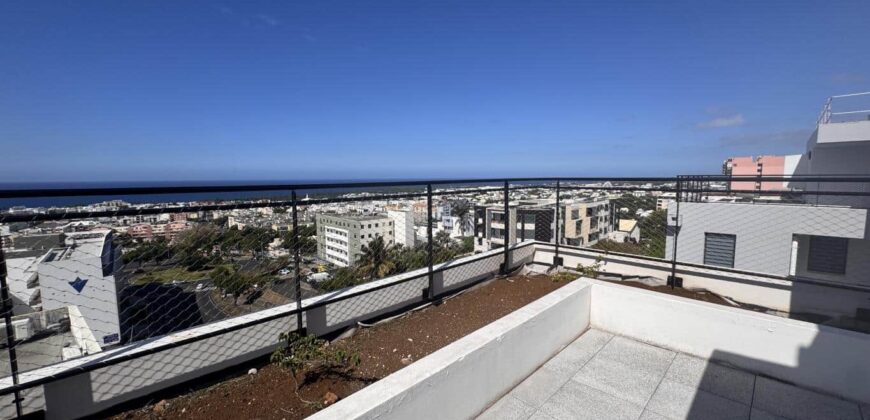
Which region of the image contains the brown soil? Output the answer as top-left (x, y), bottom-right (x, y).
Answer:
top-left (112, 274), bottom-right (570, 420)
top-left (600, 280), bottom-right (733, 306)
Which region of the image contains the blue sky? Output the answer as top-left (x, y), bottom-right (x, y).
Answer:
top-left (1, 1), bottom-right (868, 182)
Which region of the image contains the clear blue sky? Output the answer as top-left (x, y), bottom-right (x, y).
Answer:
top-left (1, 1), bottom-right (868, 182)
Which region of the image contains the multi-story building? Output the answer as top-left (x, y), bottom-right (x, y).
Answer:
top-left (386, 208), bottom-right (416, 247)
top-left (316, 213), bottom-right (395, 267)
top-left (668, 93), bottom-right (870, 288)
top-left (722, 155), bottom-right (803, 192)
top-left (36, 230), bottom-right (125, 346)
top-left (127, 221), bottom-right (192, 242)
top-left (561, 199), bottom-right (615, 247)
top-left (656, 192), bottom-right (676, 211)
top-left (474, 198), bottom-right (614, 252)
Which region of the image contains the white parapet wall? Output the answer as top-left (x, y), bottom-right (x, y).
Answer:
top-left (309, 279), bottom-right (593, 420)
top-left (534, 242), bottom-right (870, 319)
top-left (589, 280), bottom-right (870, 405)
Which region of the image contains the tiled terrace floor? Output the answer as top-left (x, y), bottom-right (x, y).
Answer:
top-left (477, 329), bottom-right (868, 420)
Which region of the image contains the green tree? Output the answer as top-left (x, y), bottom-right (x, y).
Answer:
top-left (638, 209), bottom-right (667, 258)
top-left (450, 200), bottom-right (474, 236)
top-left (318, 267), bottom-right (361, 292)
top-left (211, 264), bottom-right (253, 305)
top-left (281, 226), bottom-right (317, 253)
top-left (358, 236), bottom-right (396, 279)
top-left (434, 230), bottom-right (453, 248)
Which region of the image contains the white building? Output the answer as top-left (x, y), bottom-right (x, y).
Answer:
top-left (316, 214), bottom-right (395, 267)
top-left (666, 93), bottom-right (870, 291)
top-left (37, 230), bottom-right (124, 346)
top-left (387, 208), bottom-right (416, 247)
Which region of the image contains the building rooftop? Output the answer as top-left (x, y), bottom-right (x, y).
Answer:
top-left (318, 213), bottom-right (390, 222)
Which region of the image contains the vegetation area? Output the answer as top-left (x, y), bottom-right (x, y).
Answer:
top-left (594, 193), bottom-right (667, 259)
top-left (120, 223), bottom-right (314, 300)
top-left (612, 194), bottom-right (657, 218)
top-left (271, 332), bottom-right (361, 408)
top-left (131, 267), bottom-right (210, 285)
top-left (319, 232), bottom-right (474, 292)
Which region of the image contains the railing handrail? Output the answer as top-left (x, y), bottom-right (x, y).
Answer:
top-left (0, 177), bottom-right (684, 200)
top-left (3, 175), bottom-right (870, 201)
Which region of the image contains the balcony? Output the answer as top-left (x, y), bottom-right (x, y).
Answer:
top-left (1, 176), bottom-right (870, 419)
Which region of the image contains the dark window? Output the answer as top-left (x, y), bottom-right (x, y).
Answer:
top-left (807, 236), bottom-right (848, 274)
top-left (703, 233), bottom-right (736, 268)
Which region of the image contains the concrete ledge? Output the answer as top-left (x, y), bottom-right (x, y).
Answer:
top-left (588, 280), bottom-right (870, 405)
top-left (308, 278), bottom-right (593, 420)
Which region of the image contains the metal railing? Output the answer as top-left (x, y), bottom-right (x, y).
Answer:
top-left (817, 91), bottom-right (870, 124)
top-left (1, 175), bottom-right (870, 418)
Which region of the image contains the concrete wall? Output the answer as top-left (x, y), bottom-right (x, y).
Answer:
top-left (309, 280), bottom-right (593, 420)
top-left (68, 306), bottom-right (102, 356)
top-left (665, 202), bottom-right (867, 279)
top-left (589, 280), bottom-right (870, 404)
top-left (534, 243), bottom-right (870, 319)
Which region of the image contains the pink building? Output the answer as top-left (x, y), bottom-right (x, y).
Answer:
top-left (128, 223), bottom-right (154, 241)
top-left (722, 155), bottom-right (801, 192)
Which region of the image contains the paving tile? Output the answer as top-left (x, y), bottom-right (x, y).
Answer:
top-left (510, 366), bottom-right (572, 408)
top-left (539, 380), bottom-right (644, 420)
top-left (528, 410), bottom-right (557, 420)
top-left (645, 379), bottom-right (750, 420)
top-left (638, 410), bottom-right (671, 420)
top-left (543, 329), bottom-right (613, 374)
top-left (750, 407), bottom-right (789, 420)
top-left (572, 353), bottom-right (666, 405)
top-left (477, 395), bottom-right (536, 420)
top-left (665, 353), bottom-right (755, 405)
top-left (595, 336), bottom-right (676, 375)
top-left (752, 377), bottom-right (862, 420)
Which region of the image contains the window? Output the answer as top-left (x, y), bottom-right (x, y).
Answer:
top-left (807, 236), bottom-right (848, 274)
top-left (703, 233), bottom-right (736, 268)
top-left (571, 209), bottom-right (579, 219)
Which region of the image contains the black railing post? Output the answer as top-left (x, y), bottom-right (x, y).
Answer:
top-left (502, 180), bottom-right (511, 274)
top-left (669, 177), bottom-right (682, 289)
top-left (426, 184), bottom-right (435, 300)
top-left (0, 237), bottom-right (23, 418)
top-left (554, 180), bottom-right (561, 266)
top-left (291, 190), bottom-right (303, 332)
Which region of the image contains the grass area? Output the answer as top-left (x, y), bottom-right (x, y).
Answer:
top-left (132, 267), bottom-right (210, 285)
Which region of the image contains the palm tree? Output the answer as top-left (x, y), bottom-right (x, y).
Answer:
top-left (358, 236), bottom-right (396, 279)
top-left (450, 200), bottom-right (474, 236)
top-left (435, 230), bottom-right (453, 248)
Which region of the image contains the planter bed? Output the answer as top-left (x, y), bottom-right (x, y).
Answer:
top-left (111, 274), bottom-right (571, 420)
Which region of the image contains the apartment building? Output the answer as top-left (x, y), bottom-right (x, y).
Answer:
top-left (561, 199), bottom-right (614, 247)
top-left (316, 214), bottom-right (395, 267)
top-left (474, 198), bottom-right (614, 252)
top-left (386, 208), bottom-right (415, 247)
top-left (722, 155), bottom-right (803, 192)
top-left (126, 221), bottom-right (192, 242)
top-left (656, 192), bottom-right (676, 211)
top-left (668, 94), bottom-right (870, 289)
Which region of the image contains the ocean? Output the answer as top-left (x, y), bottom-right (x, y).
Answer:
top-left (0, 179), bottom-right (519, 209)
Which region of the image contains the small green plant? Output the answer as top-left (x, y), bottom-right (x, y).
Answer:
top-left (550, 272), bottom-right (578, 283)
top-left (577, 256), bottom-right (604, 279)
top-left (271, 332), bottom-right (361, 406)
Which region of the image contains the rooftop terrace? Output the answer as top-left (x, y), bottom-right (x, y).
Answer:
top-left (480, 330), bottom-right (864, 420)
top-left (1, 175), bottom-right (870, 419)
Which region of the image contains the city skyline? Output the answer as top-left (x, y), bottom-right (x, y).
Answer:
top-left (2, 1), bottom-right (869, 182)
